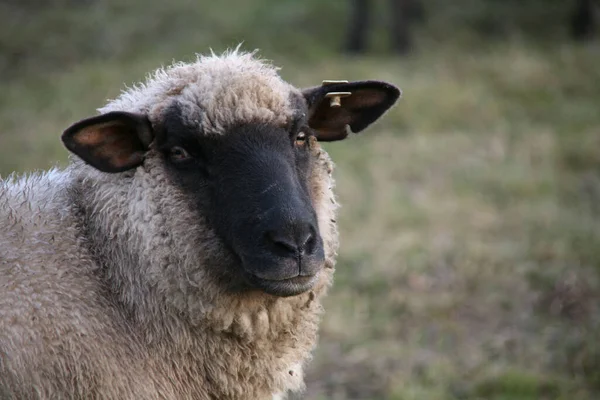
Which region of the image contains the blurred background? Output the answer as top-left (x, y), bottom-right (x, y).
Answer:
top-left (1, 0), bottom-right (599, 398)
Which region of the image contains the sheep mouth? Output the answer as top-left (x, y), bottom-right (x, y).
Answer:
top-left (243, 271), bottom-right (319, 297)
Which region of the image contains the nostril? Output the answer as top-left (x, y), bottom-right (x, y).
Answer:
top-left (264, 223), bottom-right (318, 257)
top-left (298, 230), bottom-right (315, 255)
top-left (265, 231), bottom-right (298, 255)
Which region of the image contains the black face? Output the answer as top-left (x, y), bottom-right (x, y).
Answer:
top-left (156, 105), bottom-right (325, 297)
top-left (62, 80), bottom-right (400, 297)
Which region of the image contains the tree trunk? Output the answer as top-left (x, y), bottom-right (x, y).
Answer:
top-left (344, 0), bottom-right (371, 54)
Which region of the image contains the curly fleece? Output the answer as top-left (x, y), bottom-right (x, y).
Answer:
top-left (0, 50), bottom-right (339, 399)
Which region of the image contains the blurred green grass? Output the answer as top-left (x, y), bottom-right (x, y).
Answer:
top-left (2, 1), bottom-right (600, 398)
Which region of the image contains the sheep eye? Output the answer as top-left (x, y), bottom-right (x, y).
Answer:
top-left (169, 146), bottom-right (191, 162)
top-left (295, 132), bottom-right (307, 146)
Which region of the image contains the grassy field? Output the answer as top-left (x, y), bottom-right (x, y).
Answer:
top-left (2, 1), bottom-right (600, 398)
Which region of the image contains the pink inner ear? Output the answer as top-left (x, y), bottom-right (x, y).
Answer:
top-left (95, 147), bottom-right (144, 169)
top-left (345, 88), bottom-right (388, 109)
top-left (311, 104), bottom-right (353, 129)
top-left (74, 121), bottom-right (144, 168)
top-left (75, 122), bottom-right (124, 147)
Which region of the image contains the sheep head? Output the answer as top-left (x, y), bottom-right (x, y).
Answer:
top-left (61, 52), bottom-right (400, 299)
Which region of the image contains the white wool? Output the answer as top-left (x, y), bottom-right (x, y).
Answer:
top-left (100, 50), bottom-right (298, 134)
top-left (1, 50), bottom-right (343, 400)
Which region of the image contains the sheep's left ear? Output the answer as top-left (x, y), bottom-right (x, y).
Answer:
top-left (62, 111), bottom-right (154, 173)
top-left (302, 80), bottom-right (401, 142)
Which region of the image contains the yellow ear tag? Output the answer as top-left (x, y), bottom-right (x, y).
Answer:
top-left (321, 80), bottom-right (351, 108)
top-left (324, 92), bottom-right (352, 108)
top-left (321, 80), bottom-right (349, 86)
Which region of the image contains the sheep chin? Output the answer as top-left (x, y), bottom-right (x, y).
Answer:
top-left (242, 270), bottom-right (320, 298)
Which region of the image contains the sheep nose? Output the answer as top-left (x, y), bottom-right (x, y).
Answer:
top-left (264, 222), bottom-right (318, 258)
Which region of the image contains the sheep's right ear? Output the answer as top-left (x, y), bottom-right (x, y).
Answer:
top-left (62, 111), bottom-right (154, 173)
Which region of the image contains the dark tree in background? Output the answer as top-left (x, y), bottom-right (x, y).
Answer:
top-left (345, 0), bottom-right (597, 55)
top-left (571, 0), bottom-right (597, 40)
top-left (344, 0), bottom-right (424, 55)
top-left (345, 0), bottom-right (370, 54)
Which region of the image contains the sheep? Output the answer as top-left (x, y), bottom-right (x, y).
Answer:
top-left (0, 50), bottom-right (400, 399)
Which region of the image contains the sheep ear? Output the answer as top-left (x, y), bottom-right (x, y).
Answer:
top-left (302, 80), bottom-right (401, 142)
top-left (62, 111), bottom-right (154, 173)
